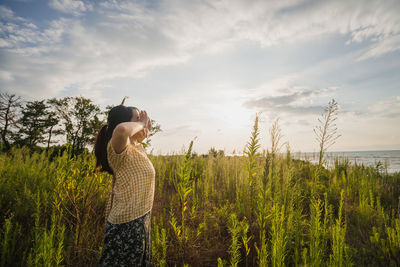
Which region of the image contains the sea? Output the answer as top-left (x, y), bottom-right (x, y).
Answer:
top-left (293, 150), bottom-right (400, 174)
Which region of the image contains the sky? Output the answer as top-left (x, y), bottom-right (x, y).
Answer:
top-left (0, 0), bottom-right (399, 155)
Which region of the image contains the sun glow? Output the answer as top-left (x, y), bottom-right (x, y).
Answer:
top-left (206, 88), bottom-right (255, 130)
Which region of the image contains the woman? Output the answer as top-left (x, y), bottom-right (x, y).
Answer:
top-left (94, 105), bottom-right (155, 267)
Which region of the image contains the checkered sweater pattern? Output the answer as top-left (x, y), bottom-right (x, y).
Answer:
top-left (104, 140), bottom-right (155, 224)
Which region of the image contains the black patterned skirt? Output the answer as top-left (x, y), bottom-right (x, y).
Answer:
top-left (98, 211), bottom-right (152, 267)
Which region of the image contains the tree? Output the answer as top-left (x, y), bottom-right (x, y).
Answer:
top-left (143, 119), bottom-right (162, 150)
top-left (16, 100), bottom-right (52, 147)
top-left (0, 92), bottom-right (22, 151)
top-left (314, 99), bottom-right (341, 167)
top-left (44, 100), bottom-right (62, 150)
top-left (48, 96), bottom-right (102, 155)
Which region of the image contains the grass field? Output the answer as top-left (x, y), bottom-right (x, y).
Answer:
top-left (1, 116), bottom-right (399, 266)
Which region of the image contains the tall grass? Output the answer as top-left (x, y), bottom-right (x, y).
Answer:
top-left (0, 117), bottom-right (400, 266)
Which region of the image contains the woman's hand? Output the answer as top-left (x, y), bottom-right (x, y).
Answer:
top-left (146, 118), bottom-right (152, 132)
top-left (143, 127), bottom-right (149, 138)
top-left (140, 110), bottom-right (152, 132)
top-left (132, 110), bottom-right (150, 143)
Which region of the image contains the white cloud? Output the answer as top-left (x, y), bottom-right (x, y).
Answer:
top-left (0, 15), bottom-right (68, 54)
top-left (0, 5), bottom-right (17, 20)
top-left (0, 70), bottom-right (14, 81)
top-left (49, 0), bottom-right (92, 16)
top-left (160, 124), bottom-right (199, 137)
top-left (358, 35), bottom-right (400, 60)
top-left (1, 0), bottom-right (400, 99)
top-left (243, 85), bottom-right (337, 116)
top-left (368, 96), bottom-right (400, 118)
top-left (0, 5), bottom-right (30, 23)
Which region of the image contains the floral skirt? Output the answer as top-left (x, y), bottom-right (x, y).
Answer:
top-left (98, 212), bottom-right (152, 267)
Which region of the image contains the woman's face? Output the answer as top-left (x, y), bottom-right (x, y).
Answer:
top-left (130, 109), bottom-right (140, 122)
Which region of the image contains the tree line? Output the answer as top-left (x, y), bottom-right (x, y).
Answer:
top-left (1, 90), bottom-right (340, 163)
top-left (0, 92), bottom-right (161, 155)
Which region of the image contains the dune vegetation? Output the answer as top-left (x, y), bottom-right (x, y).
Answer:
top-left (1, 101), bottom-right (400, 266)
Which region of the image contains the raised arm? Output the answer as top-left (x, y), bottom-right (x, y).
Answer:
top-left (133, 113), bottom-right (152, 143)
top-left (111, 110), bottom-right (150, 153)
top-left (132, 127), bottom-right (149, 144)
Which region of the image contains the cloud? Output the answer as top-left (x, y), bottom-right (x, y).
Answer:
top-left (0, 70), bottom-right (14, 81)
top-left (358, 35), bottom-right (400, 60)
top-left (0, 11), bottom-right (67, 54)
top-left (243, 86), bottom-right (337, 115)
top-left (0, 5), bottom-right (17, 21)
top-left (1, 0), bottom-right (400, 99)
top-left (298, 119), bottom-right (311, 126)
top-left (49, 0), bottom-right (92, 16)
top-left (368, 96), bottom-right (400, 118)
top-left (160, 124), bottom-right (199, 137)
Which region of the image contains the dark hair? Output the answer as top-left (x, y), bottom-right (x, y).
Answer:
top-left (94, 105), bottom-right (139, 174)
